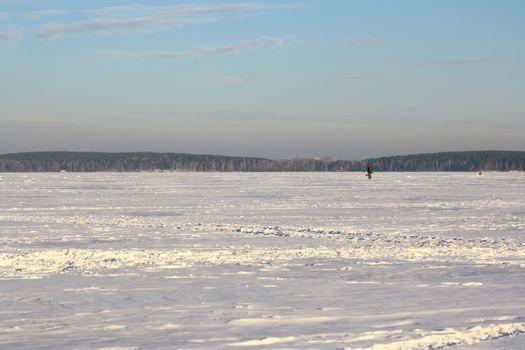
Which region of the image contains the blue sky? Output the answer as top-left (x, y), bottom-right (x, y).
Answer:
top-left (0, 0), bottom-right (524, 159)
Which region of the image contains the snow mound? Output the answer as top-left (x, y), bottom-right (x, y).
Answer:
top-left (346, 323), bottom-right (525, 350)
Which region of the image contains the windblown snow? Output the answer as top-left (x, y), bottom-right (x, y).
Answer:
top-left (0, 172), bottom-right (524, 349)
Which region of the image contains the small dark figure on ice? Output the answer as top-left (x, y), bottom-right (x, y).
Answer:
top-left (367, 163), bottom-right (373, 179)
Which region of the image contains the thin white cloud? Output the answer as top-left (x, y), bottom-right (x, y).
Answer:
top-left (289, 38), bottom-right (346, 49)
top-left (390, 58), bottom-right (503, 66)
top-left (0, 12), bottom-right (8, 21)
top-left (205, 70), bottom-right (264, 84)
top-left (35, 2), bottom-right (302, 39)
top-left (89, 5), bottom-right (150, 16)
top-left (25, 10), bottom-right (66, 21)
top-left (0, 27), bottom-right (23, 42)
top-left (91, 3), bottom-right (301, 16)
top-left (36, 16), bottom-right (209, 39)
top-left (287, 35), bottom-right (384, 48)
top-left (96, 37), bottom-right (284, 59)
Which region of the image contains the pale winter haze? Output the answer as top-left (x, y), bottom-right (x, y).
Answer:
top-left (1, 1), bottom-right (524, 158)
top-left (1, 172), bottom-right (524, 349)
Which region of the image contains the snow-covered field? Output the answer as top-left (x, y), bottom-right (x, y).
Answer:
top-left (1, 172), bottom-right (524, 349)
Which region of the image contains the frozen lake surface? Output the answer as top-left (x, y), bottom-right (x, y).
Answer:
top-left (1, 172), bottom-right (524, 349)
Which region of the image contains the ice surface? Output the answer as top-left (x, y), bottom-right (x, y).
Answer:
top-left (0, 172), bottom-right (524, 349)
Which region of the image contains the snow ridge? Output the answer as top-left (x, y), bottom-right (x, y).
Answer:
top-left (346, 322), bottom-right (525, 350)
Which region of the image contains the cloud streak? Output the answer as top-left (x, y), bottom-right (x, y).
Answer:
top-left (288, 35), bottom-right (384, 48)
top-left (390, 58), bottom-right (503, 66)
top-left (91, 3), bottom-right (301, 16)
top-left (35, 2), bottom-right (301, 39)
top-left (25, 10), bottom-right (66, 21)
top-left (96, 37), bottom-right (284, 59)
top-left (36, 17), bottom-right (209, 39)
top-left (205, 70), bottom-right (264, 85)
top-left (0, 27), bottom-right (23, 42)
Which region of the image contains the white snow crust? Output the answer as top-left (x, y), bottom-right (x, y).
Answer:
top-left (0, 172), bottom-right (524, 349)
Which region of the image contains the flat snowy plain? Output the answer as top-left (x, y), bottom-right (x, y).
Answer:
top-left (1, 172), bottom-right (524, 349)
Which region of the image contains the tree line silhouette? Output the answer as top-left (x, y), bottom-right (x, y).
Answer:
top-left (0, 151), bottom-right (523, 172)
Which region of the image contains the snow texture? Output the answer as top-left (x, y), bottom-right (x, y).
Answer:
top-left (0, 172), bottom-right (524, 349)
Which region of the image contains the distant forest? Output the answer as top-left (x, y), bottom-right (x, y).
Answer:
top-left (0, 151), bottom-right (524, 172)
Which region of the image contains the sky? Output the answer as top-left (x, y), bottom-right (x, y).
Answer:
top-left (0, 0), bottom-right (524, 160)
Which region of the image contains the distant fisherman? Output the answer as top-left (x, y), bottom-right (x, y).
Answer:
top-left (367, 163), bottom-right (373, 179)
